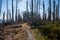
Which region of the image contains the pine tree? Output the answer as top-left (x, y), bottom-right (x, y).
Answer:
top-left (48, 0), bottom-right (51, 21)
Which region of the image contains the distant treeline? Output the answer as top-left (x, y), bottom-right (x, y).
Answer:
top-left (0, 0), bottom-right (60, 24)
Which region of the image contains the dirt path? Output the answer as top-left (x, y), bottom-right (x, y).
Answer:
top-left (22, 23), bottom-right (35, 40)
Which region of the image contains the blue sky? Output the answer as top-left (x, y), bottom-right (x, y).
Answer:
top-left (0, 0), bottom-right (60, 20)
top-left (1, 0), bottom-right (26, 17)
top-left (1, 0), bottom-right (27, 20)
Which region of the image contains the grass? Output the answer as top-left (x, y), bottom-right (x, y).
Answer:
top-left (31, 21), bottom-right (60, 40)
top-left (32, 29), bottom-right (48, 40)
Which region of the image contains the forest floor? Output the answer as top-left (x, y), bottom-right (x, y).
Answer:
top-left (0, 23), bottom-right (36, 40)
top-left (1, 22), bottom-right (60, 40)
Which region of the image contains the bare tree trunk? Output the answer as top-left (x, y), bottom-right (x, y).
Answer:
top-left (12, 0), bottom-right (14, 22)
top-left (7, 0), bottom-right (8, 22)
top-left (30, 0), bottom-right (33, 23)
top-left (56, 0), bottom-right (59, 21)
top-left (43, 0), bottom-right (45, 20)
top-left (0, 0), bottom-right (2, 15)
top-left (3, 12), bottom-right (5, 23)
top-left (56, 5), bottom-right (58, 21)
top-left (26, 0), bottom-right (29, 23)
top-left (53, 0), bottom-right (55, 23)
top-left (48, 0), bottom-right (51, 21)
top-left (15, 0), bottom-right (18, 22)
top-left (38, 0), bottom-right (41, 20)
top-left (26, 0), bottom-right (28, 13)
top-left (37, 0), bottom-right (38, 14)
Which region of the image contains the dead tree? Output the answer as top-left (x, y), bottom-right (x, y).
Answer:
top-left (3, 12), bottom-right (5, 23)
top-left (17, 9), bottom-right (22, 22)
top-left (48, 0), bottom-right (51, 21)
top-left (30, 0), bottom-right (33, 23)
top-left (53, 0), bottom-right (55, 22)
top-left (58, 0), bottom-right (59, 21)
top-left (37, 0), bottom-right (38, 14)
top-left (26, 0), bottom-right (29, 22)
top-left (26, 0), bottom-right (28, 13)
top-left (6, 0), bottom-right (8, 22)
top-left (36, 0), bottom-right (40, 21)
top-left (38, 0), bottom-right (41, 20)
top-left (56, 4), bottom-right (58, 21)
top-left (58, 0), bottom-right (60, 20)
top-left (15, 0), bottom-right (18, 22)
top-left (31, 0), bottom-right (33, 21)
top-left (33, 0), bottom-right (36, 13)
top-left (23, 11), bottom-right (27, 22)
top-left (15, 0), bottom-right (21, 22)
top-left (8, 9), bottom-right (11, 22)
top-left (39, 0), bottom-right (40, 13)
top-left (0, 0), bottom-right (2, 15)
top-left (56, 0), bottom-right (59, 21)
top-left (43, 0), bottom-right (45, 20)
top-left (38, 13), bottom-right (41, 21)
top-left (45, 13), bottom-right (46, 20)
top-left (12, 0), bottom-right (14, 22)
